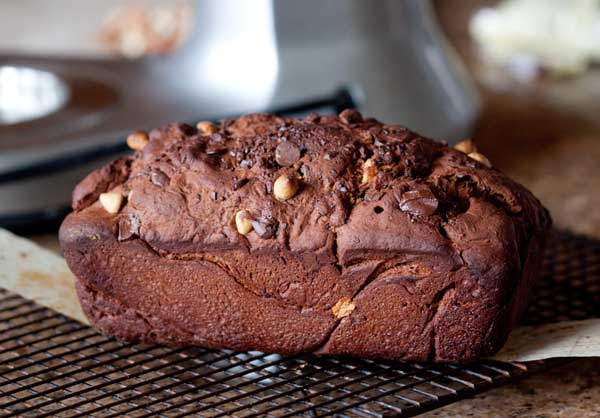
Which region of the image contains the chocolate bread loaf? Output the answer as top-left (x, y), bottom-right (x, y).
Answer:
top-left (59, 110), bottom-right (551, 362)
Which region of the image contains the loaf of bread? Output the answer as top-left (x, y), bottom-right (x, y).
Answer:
top-left (59, 110), bottom-right (551, 362)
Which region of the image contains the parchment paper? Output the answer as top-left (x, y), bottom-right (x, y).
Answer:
top-left (0, 228), bottom-right (597, 362)
top-left (0, 228), bottom-right (88, 324)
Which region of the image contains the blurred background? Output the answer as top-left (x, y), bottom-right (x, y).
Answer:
top-left (0, 0), bottom-right (599, 241)
top-left (1, 1), bottom-right (600, 416)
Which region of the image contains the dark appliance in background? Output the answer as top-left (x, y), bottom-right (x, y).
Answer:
top-left (0, 0), bottom-right (478, 232)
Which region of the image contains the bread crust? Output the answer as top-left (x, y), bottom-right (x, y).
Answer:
top-left (60, 112), bottom-right (551, 362)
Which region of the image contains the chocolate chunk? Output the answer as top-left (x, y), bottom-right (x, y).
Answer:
top-left (117, 213), bottom-right (141, 241)
top-left (299, 165), bottom-right (310, 178)
top-left (200, 152), bottom-right (221, 167)
top-left (303, 113), bottom-right (321, 123)
top-left (206, 146), bottom-right (226, 156)
top-left (259, 156), bottom-right (276, 169)
top-left (382, 152), bottom-right (393, 164)
top-left (398, 189), bottom-right (438, 216)
top-left (235, 151), bottom-right (245, 163)
top-left (150, 170), bottom-right (169, 187)
top-left (358, 145), bottom-right (369, 159)
top-left (210, 133), bottom-right (224, 143)
top-left (384, 124), bottom-right (407, 134)
top-left (339, 109), bottom-right (363, 124)
top-left (275, 142), bottom-right (301, 167)
top-left (374, 172), bottom-right (393, 190)
top-left (251, 215), bottom-right (278, 239)
top-left (240, 159), bottom-right (253, 169)
top-left (232, 178), bottom-right (249, 190)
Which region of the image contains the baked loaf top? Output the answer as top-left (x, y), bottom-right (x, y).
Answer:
top-left (74, 110), bottom-right (549, 262)
top-left (66, 110), bottom-right (551, 361)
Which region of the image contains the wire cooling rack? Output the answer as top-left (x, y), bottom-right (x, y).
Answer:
top-left (1, 230), bottom-right (598, 417)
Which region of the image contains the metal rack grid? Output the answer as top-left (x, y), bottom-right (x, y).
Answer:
top-left (1, 230), bottom-right (598, 417)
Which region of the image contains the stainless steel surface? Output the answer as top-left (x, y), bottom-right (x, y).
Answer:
top-left (272, 0), bottom-right (479, 140)
top-left (0, 0), bottom-right (478, 225)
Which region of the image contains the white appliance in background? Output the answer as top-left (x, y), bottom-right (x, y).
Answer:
top-left (0, 0), bottom-right (478, 230)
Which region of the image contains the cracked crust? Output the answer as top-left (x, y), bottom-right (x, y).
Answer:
top-left (59, 111), bottom-right (551, 362)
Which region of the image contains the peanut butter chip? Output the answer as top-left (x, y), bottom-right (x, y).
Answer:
top-left (235, 210), bottom-right (253, 235)
top-left (196, 121), bottom-right (218, 135)
top-left (251, 215), bottom-right (278, 239)
top-left (126, 131), bottom-right (149, 151)
top-left (332, 298), bottom-right (356, 319)
top-left (99, 192), bottom-right (124, 214)
top-left (398, 189), bottom-right (438, 216)
top-left (361, 158), bottom-right (377, 184)
top-left (468, 152), bottom-right (492, 168)
top-left (273, 174), bottom-right (299, 201)
top-left (150, 170), bottom-right (169, 187)
top-left (453, 139), bottom-right (477, 154)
